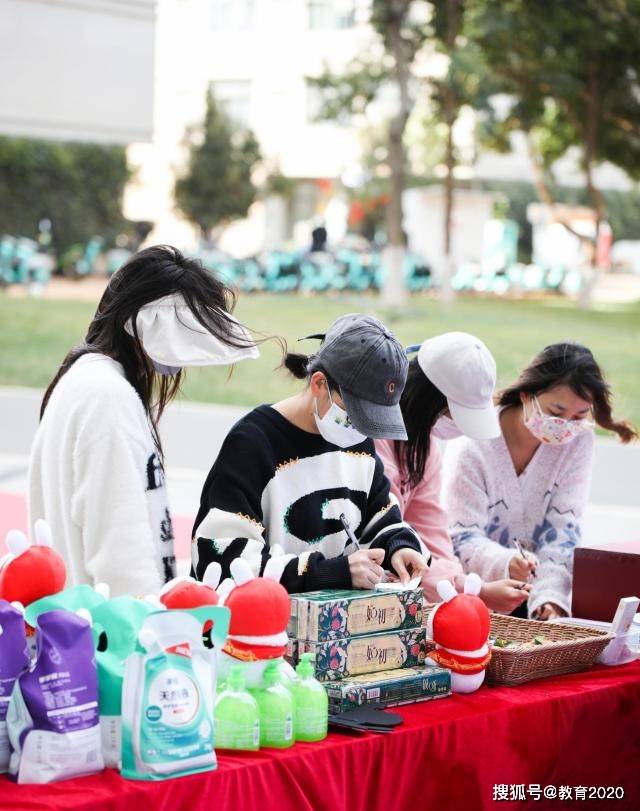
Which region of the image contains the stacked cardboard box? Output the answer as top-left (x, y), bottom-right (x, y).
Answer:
top-left (287, 588), bottom-right (450, 711)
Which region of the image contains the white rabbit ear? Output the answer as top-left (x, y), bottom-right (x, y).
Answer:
top-left (436, 580), bottom-right (457, 603)
top-left (76, 608), bottom-right (93, 626)
top-left (202, 562), bottom-right (221, 590)
top-left (230, 558), bottom-right (254, 587)
top-left (464, 573), bottom-right (482, 596)
top-left (34, 519), bottom-right (53, 548)
top-left (11, 600), bottom-right (25, 615)
top-left (94, 582), bottom-right (110, 601)
top-left (263, 556), bottom-right (285, 583)
top-left (6, 530), bottom-right (30, 557)
top-left (216, 578), bottom-right (235, 605)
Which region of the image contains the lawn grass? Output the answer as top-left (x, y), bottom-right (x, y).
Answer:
top-left (1, 291), bottom-right (638, 429)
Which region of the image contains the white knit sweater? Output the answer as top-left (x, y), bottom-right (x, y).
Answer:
top-left (29, 354), bottom-right (176, 597)
top-left (442, 427), bottom-right (594, 616)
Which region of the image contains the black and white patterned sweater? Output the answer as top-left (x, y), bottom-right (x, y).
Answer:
top-left (191, 405), bottom-right (427, 592)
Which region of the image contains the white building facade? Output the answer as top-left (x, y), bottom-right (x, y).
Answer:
top-left (0, 0), bottom-right (157, 144)
top-left (124, 0), bottom-right (375, 250)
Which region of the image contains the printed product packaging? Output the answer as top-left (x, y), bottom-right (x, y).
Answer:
top-left (288, 587), bottom-right (423, 642)
top-left (121, 606), bottom-right (230, 781)
top-left (7, 609), bottom-right (104, 783)
top-left (0, 600), bottom-right (30, 772)
top-left (324, 665), bottom-right (451, 714)
top-left (295, 627), bottom-right (427, 681)
top-left (89, 596), bottom-right (155, 768)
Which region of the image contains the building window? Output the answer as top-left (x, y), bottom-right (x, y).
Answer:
top-left (308, 0), bottom-right (355, 30)
top-left (211, 81), bottom-right (252, 128)
top-left (211, 0), bottom-right (254, 31)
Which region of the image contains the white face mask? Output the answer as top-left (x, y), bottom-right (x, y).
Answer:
top-left (431, 414), bottom-right (464, 440)
top-left (152, 361), bottom-right (182, 376)
top-left (313, 386), bottom-right (367, 448)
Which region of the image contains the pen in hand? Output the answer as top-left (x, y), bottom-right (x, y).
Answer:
top-left (514, 539), bottom-right (537, 579)
top-left (340, 513), bottom-right (360, 551)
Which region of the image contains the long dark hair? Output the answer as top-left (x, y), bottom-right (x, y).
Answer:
top-left (41, 245), bottom-right (255, 457)
top-left (394, 358), bottom-right (448, 489)
top-left (498, 342), bottom-right (637, 443)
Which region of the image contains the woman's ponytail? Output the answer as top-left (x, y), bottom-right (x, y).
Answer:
top-left (283, 352), bottom-right (310, 380)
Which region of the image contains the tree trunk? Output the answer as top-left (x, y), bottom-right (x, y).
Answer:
top-left (580, 60), bottom-right (605, 309)
top-left (382, 0), bottom-right (412, 307)
top-left (440, 0), bottom-right (461, 305)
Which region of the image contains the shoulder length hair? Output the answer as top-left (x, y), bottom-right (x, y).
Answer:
top-left (498, 342), bottom-right (637, 443)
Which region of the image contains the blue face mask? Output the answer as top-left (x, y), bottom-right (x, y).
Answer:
top-left (152, 360), bottom-right (182, 376)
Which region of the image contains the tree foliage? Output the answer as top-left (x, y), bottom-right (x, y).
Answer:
top-left (468, 0), bottom-right (640, 222)
top-left (175, 92), bottom-right (261, 236)
top-left (0, 136), bottom-right (129, 254)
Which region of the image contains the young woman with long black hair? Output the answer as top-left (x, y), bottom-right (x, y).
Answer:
top-left (192, 314), bottom-right (430, 593)
top-left (29, 245), bottom-right (259, 597)
top-left (376, 332), bottom-right (532, 613)
top-left (444, 342), bottom-right (637, 620)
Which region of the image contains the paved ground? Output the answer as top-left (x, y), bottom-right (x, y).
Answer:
top-left (1, 386), bottom-right (639, 573)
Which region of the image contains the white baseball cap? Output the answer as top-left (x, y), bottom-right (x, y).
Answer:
top-left (411, 332), bottom-right (501, 440)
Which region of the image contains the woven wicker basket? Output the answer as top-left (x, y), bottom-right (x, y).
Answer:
top-left (423, 604), bottom-right (613, 686)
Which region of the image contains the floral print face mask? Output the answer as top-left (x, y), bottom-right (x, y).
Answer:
top-left (523, 395), bottom-right (594, 445)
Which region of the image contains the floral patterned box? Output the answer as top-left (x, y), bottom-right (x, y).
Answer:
top-left (324, 665), bottom-right (451, 714)
top-left (298, 627), bottom-right (427, 681)
top-left (288, 588), bottom-right (423, 643)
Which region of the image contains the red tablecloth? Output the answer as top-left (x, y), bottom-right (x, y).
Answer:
top-left (2, 661), bottom-right (639, 811)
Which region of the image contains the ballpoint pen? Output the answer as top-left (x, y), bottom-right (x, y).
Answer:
top-left (340, 513), bottom-right (360, 551)
top-left (514, 538), bottom-right (537, 579)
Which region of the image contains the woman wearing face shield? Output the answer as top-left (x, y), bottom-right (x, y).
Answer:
top-left (192, 314), bottom-right (430, 593)
top-left (376, 332), bottom-right (531, 614)
top-left (443, 342), bottom-right (637, 620)
top-left (29, 245), bottom-right (259, 597)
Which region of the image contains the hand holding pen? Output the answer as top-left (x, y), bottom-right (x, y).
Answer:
top-left (340, 513), bottom-right (385, 589)
top-left (509, 539), bottom-right (538, 584)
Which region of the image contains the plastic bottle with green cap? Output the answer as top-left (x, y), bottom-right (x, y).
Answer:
top-left (214, 666), bottom-right (260, 751)
top-left (291, 653), bottom-right (328, 742)
top-left (255, 661), bottom-right (294, 749)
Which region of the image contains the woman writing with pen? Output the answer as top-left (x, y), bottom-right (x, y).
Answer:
top-left (443, 343), bottom-right (636, 619)
top-left (191, 314), bottom-right (430, 592)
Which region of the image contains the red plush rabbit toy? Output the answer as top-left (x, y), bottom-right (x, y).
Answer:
top-left (0, 520), bottom-right (66, 608)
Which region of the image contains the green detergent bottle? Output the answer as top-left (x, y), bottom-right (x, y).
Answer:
top-left (292, 654), bottom-right (328, 742)
top-left (214, 666), bottom-right (260, 751)
top-left (255, 662), bottom-right (294, 749)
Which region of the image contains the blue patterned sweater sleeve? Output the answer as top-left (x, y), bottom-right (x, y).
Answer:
top-left (527, 432), bottom-right (595, 616)
top-left (443, 441), bottom-right (514, 583)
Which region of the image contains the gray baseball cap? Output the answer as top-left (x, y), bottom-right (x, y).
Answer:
top-left (302, 313), bottom-right (409, 440)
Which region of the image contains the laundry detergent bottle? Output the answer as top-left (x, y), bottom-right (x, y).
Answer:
top-left (255, 661), bottom-right (293, 749)
top-left (292, 653), bottom-right (328, 742)
top-left (214, 665), bottom-right (260, 751)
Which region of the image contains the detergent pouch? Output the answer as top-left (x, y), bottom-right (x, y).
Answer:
top-left (0, 601), bottom-right (30, 772)
top-left (7, 609), bottom-right (104, 783)
top-left (24, 584), bottom-right (107, 628)
top-left (89, 596), bottom-right (155, 769)
top-left (24, 584), bottom-right (107, 657)
top-left (121, 606), bottom-right (230, 781)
